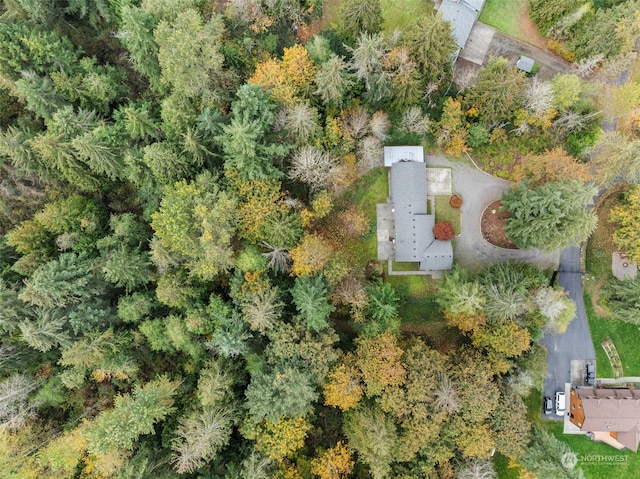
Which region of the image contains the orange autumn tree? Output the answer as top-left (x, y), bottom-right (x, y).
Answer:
top-left (511, 147), bottom-right (591, 186)
top-left (433, 221), bottom-right (455, 241)
top-left (436, 97), bottom-right (469, 157)
top-left (281, 44), bottom-right (316, 93)
top-left (310, 441), bottom-right (355, 479)
top-left (249, 45), bottom-right (316, 105)
top-left (323, 354), bottom-right (364, 411)
top-left (290, 233), bottom-right (334, 277)
top-left (355, 330), bottom-right (406, 397)
top-left (611, 185), bottom-right (640, 263)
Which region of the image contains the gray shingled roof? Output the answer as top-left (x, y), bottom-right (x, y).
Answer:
top-left (390, 161), bottom-right (453, 271)
top-left (439, 0), bottom-right (486, 53)
top-left (391, 161), bottom-right (429, 262)
top-left (422, 238), bottom-right (454, 271)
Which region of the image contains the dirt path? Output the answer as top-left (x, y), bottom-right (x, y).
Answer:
top-left (302, 0), bottom-right (340, 42)
top-left (485, 30), bottom-right (573, 80)
top-left (517, 2), bottom-right (547, 50)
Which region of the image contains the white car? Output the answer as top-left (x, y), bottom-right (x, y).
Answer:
top-left (555, 391), bottom-right (566, 416)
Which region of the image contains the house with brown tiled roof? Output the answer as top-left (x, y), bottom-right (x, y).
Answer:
top-left (569, 387), bottom-right (640, 452)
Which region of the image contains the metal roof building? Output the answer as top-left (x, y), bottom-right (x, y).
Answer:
top-left (383, 146), bottom-right (424, 167)
top-left (516, 55), bottom-right (535, 73)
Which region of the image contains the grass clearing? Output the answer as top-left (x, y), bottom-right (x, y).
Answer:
top-left (318, 0), bottom-right (434, 33)
top-left (582, 187), bottom-right (640, 377)
top-left (317, 0), bottom-right (341, 30)
top-left (584, 292), bottom-right (614, 378)
top-left (380, 0), bottom-right (434, 32)
top-left (434, 196), bottom-right (461, 234)
top-left (387, 270), bottom-right (443, 320)
top-left (545, 421), bottom-right (638, 479)
top-left (334, 168), bottom-right (388, 268)
top-left (585, 292), bottom-right (640, 377)
top-left (478, 0), bottom-right (527, 37)
top-left (345, 167), bottom-right (388, 220)
top-left (478, 0), bottom-right (524, 32)
top-left (391, 261), bottom-right (421, 272)
top-left (586, 188), bottom-right (625, 279)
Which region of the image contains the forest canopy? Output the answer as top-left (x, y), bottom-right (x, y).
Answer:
top-left (0, 0), bottom-right (610, 477)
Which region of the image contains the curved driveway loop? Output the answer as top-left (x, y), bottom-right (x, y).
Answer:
top-left (424, 155), bottom-right (593, 423)
top-left (426, 155), bottom-right (560, 271)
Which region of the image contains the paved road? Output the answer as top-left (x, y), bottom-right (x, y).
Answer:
top-left (426, 155), bottom-right (560, 271)
top-left (540, 246), bottom-right (596, 420)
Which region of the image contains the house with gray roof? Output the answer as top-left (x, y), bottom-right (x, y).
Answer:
top-left (438, 0), bottom-right (487, 60)
top-left (386, 152), bottom-right (453, 272)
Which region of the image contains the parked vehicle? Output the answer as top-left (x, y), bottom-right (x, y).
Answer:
top-left (555, 391), bottom-right (566, 416)
top-left (543, 396), bottom-right (553, 414)
top-left (586, 363), bottom-right (596, 385)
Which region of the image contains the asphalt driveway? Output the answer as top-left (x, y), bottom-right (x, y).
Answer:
top-left (540, 247), bottom-right (596, 420)
top-left (425, 156), bottom-right (594, 421)
top-left (426, 155), bottom-right (560, 271)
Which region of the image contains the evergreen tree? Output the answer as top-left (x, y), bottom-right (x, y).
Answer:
top-left (83, 376), bottom-right (179, 454)
top-left (291, 275), bottom-right (335, 332)
top-left (101, 246), bottom-right (155, 293)
top-left (65, 0), bottom-right (112, 28)
top-left (18, 307), bottom-right (70, 352)
top-left (117, 5), bottom-right (162, 92)
top-left (363, 279), bottom-right (400, 336)
top-left (603, 277), bottom-right (640, 325)
top-left (19, 253), bottom-right (103, 308)
top-left (344, 404), bottom-right (398, 479)
top-left (14, 71), bottom-right (68, 121)
top-left (502, 180), bottom-right (598, 251)
top-left (245, 367), bottom-right (317, 422)
top-left (216, 84), bottom-right (290, 181)
top-left (338, 0), bottom-right (382, 41)
top-left (403, 14), bottom-right (457, 89)
top-left (150, 171), bottom-right (237, 280)
top-left (464, 57), bottom-right (527, 127)
top-left (154, 9), bottom-right (225, 99)
top-left (314, 54), bottom-right (353, 107)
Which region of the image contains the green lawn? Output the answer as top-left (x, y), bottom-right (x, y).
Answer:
top-left (320, 0), bottom-right (434, 32)
top-left (585, 190), bottom-right (624, 278)
top-left (347, 167), bottom-right (388, 221)
top-left (342, 167), bottom-right (388, 265)
top-left (434, 195), bottom-right (461, 235)
top-left (585, 292), bottom-right (640, 377)
top-left (583, 188), bottom-right (640, 378)
top-left (478, 0), bottom-right (527, 39)
top-left (584, 293), bottom-right (614, 379)
top-left (380, 0), bottom-right (434, 32)
top-left (545, 422), bottom-right (639, 479)
top-left (391, 261), bottom-right (421, 272)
